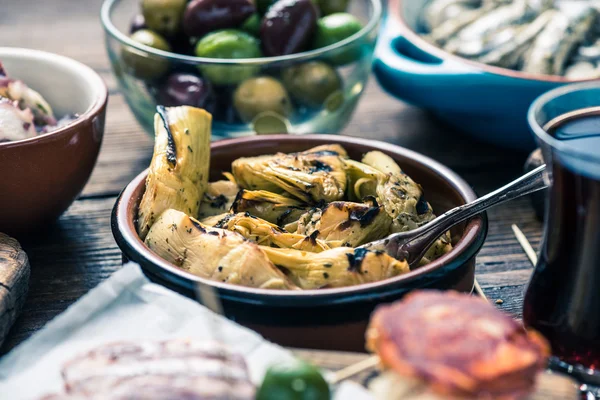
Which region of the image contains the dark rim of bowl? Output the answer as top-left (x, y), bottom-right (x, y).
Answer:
top-left (390, 0), bottom-right (596, 84)
top-left (0, 47), bottom-right (108, 148)
top-left (113, 135), bottom-right (488, 302)
top-left (100, 0), bottom-right (383, 65)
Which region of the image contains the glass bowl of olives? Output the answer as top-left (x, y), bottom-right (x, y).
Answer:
top-left (101, 0), bottom-right (382, 138)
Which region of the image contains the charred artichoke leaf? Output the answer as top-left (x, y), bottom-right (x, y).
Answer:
top-left (198, 180), bottom-right (240, 219)
top-left (302, 143), bottom-right (349, 158)
top-left (231, 189), bottom-right (308, 227)
top-left (346, 153), bottom-right (452, 262)
top-left (145, 209), bottom-right (298, 290)
top-left (231, 145), bottom-right (347, 203)
top-left (421, 233), bottom-right (453, 266)
top-left (361, 151), bottom-right (402, 176)
top-left (343, 159), bottom-right (383, 201)
top-left (361, 151), bottom-right (436, 230)
top-left (137, 106), bottom-right (211, 239)
top-left (216, 212), bottom-right (335, 252)
top-left (200, 212), bottom-right (231, 227)
top-left (261, 247), bottom-right (410, 289)
top-left (295, 201), bottom-right (392, 247)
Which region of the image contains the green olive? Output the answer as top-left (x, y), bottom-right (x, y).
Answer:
top-left (194, 29), bottom-right (262, 85)
top-left (282, 61), bottom-right (341, 108)
top-left (233, 76), bottom-right (292, 122)
top-left (317, 0), bottom-right (349, 15)
top-left (142, 0), bottom-right (186, 36)
top-left (312, 13), bottom-right (364, 65)
top-left (256, 360), bottom-right (330, 400)
top-left (241, 13), bottom-right (261, 36)
top-left (122, 29), bottom-right (171, 80)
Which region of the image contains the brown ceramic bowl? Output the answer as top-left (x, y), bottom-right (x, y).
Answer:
top-left (0, 48), bottom-right (108, 238)
top-left (112, 135), bottom-right (487, 351)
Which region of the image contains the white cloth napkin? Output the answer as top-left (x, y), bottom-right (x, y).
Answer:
top-left (0, 263), bottom-right (373, 400)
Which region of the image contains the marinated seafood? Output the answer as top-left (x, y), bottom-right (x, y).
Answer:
top-left (0, 62), bottom-right (77, 142)
top-left (422, 0), bottom-right (600, 78)
top-left (421, 0), bottom-right (480, 32)
top-left (137, 106), bottom-right (451, 290)
top-left (426, 3), bottom-right (496, 46)
top-left (522, 5), bottom-right (598, 75)
top-left (444, 0), bottom-right (538, 54)
top-left (478, 9), bottom-right (556, 68)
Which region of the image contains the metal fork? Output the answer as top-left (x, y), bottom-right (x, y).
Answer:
top-left (358, 165), bottom-right (548, 267)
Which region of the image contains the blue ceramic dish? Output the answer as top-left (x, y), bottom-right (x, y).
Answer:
top-left (112, 135), bottom-right (487, 351)
top-left (373, 0), bottom-right (585, 150)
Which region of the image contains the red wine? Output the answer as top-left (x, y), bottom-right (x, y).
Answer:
top-left (523, 110), bottom-right (600, 373)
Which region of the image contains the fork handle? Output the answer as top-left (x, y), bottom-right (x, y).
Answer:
top-left (403, 164), bottom-right (548, 266)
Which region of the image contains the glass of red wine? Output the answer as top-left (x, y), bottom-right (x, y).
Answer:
top-left (525, 82), bottom-right (600, 384)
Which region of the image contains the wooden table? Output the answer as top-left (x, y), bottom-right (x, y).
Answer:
top-left (0, 0), bottom-right (542, 364)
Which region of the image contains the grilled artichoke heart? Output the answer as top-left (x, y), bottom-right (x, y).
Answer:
top-left (145, 209), bottom-right (298, 290)
top-left (261, 247), bottom-right (410, 289)
top-left (231, 189), bottom-right (308, 227)
top-left (137, 106), bottom-right (211, 239)
top-left (345, 151), bottom-right (452, 263)
top-left (198, 179), bottom-right (240, 219)
top-left (214, 213), bottom-right (336, 252)
top-left (295, 201), bottom-right (392, 247)
top-left (345, 152), bottom-right (435, 230)
top-left (231, 145), bottom-right (348, 203)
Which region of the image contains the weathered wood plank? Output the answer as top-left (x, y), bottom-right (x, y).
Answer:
top-left (0, 234), bottom-right (30, 347)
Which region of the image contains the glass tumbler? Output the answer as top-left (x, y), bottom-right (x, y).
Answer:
top-left (524, 82), bottom-right (600, 384)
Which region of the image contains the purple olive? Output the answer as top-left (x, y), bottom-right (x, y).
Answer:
top-left (183, 0), bottom-right (255, 38)
top-left (261, 0), bottom-right (319, 56)
top-left (157, 73), bottom-right (215, 113)
top-left (129, 14), bottom-right (147, 34)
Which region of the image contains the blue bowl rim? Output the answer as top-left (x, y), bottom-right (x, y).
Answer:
top-left (388, 0), bottom-right (596, 84)
top-left (101, 0), bottom-right (383, 65)
top-left (111, 134), bottom-right (488, 307)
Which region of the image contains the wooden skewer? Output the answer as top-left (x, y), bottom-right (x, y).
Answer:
top-left (473, 279), bottom-right (488, 302)
top-left (330, 355), bottom-right (380, 385)
top-left (512, 224), bottom-right (538, 266)
top-left (330, 278), bottom-right (491, 384)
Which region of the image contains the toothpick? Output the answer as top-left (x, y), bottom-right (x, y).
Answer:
top-left (511, 224), bottom-right (538, 266)
top-left (474, 279), bottom-right (488, 302)
top-left (330, 355), bottom-right (380, 385)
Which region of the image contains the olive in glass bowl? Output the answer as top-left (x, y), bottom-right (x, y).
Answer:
top-left (100, 0), bottom-right (382, 139)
